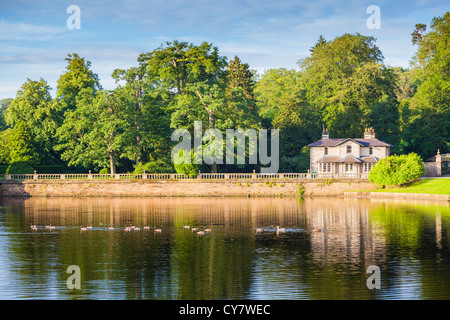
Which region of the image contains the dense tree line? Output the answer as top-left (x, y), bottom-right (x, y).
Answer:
top-left (0, 12), bottom-right (448, 174)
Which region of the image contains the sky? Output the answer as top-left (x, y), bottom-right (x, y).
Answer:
top-left (0, 0), bottom-right (449, 100)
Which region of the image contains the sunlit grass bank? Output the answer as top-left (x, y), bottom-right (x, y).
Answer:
top-left (360, 178), bottom-right (450, 195)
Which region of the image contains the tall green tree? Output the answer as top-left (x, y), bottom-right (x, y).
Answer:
top-left (407, 12), bottom-right (450, 158)
top-left (255, 68), bottom-right (319, 172)
top-left (56, 53), bottom-right (101, 113)
top-left (222, 56), bottom-right (260, 131)
top-left (113, 57), bottom-right (176, 173)
top-left (2, 121), bottom-right (39, 172)
top-left (55, 86), bottom-right (137, 174)
top-left (112, 65), bottom-right (146, 166)
top-left (225, 56), bottom-right (255, 100)
top-left (141, 40), bottom-right (227, 95)
top-left (141, 41), bottom-right (229, 173)
top-left (299, 33), bottom-right (398, 139)
top-left (4, 78), bottom-right (61, 163)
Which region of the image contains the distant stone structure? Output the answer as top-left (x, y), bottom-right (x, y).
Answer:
top-left (424, 150), bottom-right (442, 177)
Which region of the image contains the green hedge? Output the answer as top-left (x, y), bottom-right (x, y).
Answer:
top-left (6, 161), bottom-right (35, 174)
top-left (368, 153), bottom-right (425, 187)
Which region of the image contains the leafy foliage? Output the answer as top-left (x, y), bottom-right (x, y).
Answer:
top-left (5, 78), bottom-right (61, 162)
top-left (57, 53), bottom-right (101, 112)
top-left (173, 150), bottom-right (201, 177)
top-left (406, 12), bottom-right (450, 158)
top-left (368, 153), bottom-right (425, 187)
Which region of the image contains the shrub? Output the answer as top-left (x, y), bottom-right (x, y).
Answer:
top-left (174, 162), bottom-right (200, 178)
top-left (6, 161), bottom-right (35, 174)
top-left (133, 159), bottom-right (174, 174)
top-left (99, 168), bottom-right (109, 174)
top-left (297, 184), bottom-right (304, 197)
top-left (368, 153), bottom-right (425, 187)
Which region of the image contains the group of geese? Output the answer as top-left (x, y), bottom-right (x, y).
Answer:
top-left (183, 225), bottom-right (212, 235)
top-left (31, 224), bottom-right (321, 234)
top-left (30, 224), bottom-right (212, 235)
top-left (30, 224), bottom-right (163, 233)
top-left (122, 225), bottom-right (161, 233)
top-left (256, 226), bottom-right (322, 233)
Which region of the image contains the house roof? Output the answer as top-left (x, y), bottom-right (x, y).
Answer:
top-left (360, 156), bottom-right (379, 163)
top-left (307, 138), bottom-right (393, 147)
top-left (340, 155), bottom-right (363, 163)
top-left (316, 156), bottom-right (341, 163)
top-left (353, 138), bottom-right (393, 147)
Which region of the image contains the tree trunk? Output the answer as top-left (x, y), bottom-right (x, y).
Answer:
top-left (135, 79), bottom-right (142, 166)
top-left (208, 108), bottom-right (218, 173)
top-left (109, 150), bottom-right (117, 174)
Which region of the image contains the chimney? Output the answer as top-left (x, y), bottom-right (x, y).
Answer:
top-left (322, 126), bottom-right (329, 140)
top-left (364, 127), bottom-right (375, 139)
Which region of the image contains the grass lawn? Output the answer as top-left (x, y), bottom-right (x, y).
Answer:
top-left (361, 178), bottom-right (450, 195)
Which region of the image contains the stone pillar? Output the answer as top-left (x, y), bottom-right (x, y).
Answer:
top-left (436, 149), bottom-right (442, 177)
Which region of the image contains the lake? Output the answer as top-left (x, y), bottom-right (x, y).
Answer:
top-left (0, 196), bottom-right (449, 300)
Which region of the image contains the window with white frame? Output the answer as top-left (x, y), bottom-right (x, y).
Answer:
top-left (319, 163), bottom-right (332, 173)
top-left (369, 147), bottom-right (373, 155)
top-left (345, 163), bottom-right (353, 173)
top-left (363, 163), bottom-right (374, 172)
top-left (346, 145), bottom-right (352, 154)
top-left (324, 147), bottom-right (328, 155)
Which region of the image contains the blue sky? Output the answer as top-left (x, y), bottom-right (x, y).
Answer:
top-left (0, 0), bottom-right (448, 100)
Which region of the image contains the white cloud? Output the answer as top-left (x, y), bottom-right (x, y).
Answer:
top-left (0, 20), bottom-right (66, 41)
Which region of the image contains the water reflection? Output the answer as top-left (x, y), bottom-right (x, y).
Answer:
top-left (0, 197), bottom-right (448, 300)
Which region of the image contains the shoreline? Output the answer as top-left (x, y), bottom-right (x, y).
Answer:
top-left (344, 191), bottom-right (449, 201)
top-left (0, 179), bottom-right (448, 201)
top-left (0, 179), bottom-right (375, 198)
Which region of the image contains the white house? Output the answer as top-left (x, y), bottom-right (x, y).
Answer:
top-left (307, 127), bottom-right (392, 174)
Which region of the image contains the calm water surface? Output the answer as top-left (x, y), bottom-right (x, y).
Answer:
top-left (0, 196), bottom-right (449, 300)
